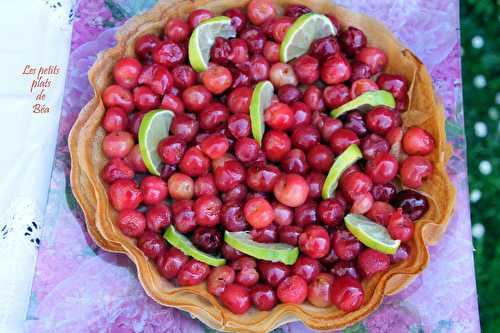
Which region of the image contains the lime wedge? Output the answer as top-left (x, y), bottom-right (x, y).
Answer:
top-left (164, 225), bottom-right (226, 267)
top-left (224, 231), bottom-right (299, 265)
top-left (345, 214), bottom-right (401, 255)
top-left (188, 16), bottom-right (236, 72)
top-left (330, 90), bottom-right (396, 118)
top-left (322, 144), bottom-right (362, 199)
top-left (138, 109), bottom-right (174, 176)
top-left (250, 80), bottom-right (274, 145)
top-left (280, 13), bottom-right (337, 63)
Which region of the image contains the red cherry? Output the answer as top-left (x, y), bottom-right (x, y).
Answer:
top-left (223, 8), bottom-right (247, 32)
top-left (182, 85), bottom-right (213, 112)
top-left (277, 275), bottom-right (308, 304)
top-left (263, 41), bottom-right (280, 63)
top-left (137, 231), bottom-right (166, 259)
top-left (108, 179), bottom-right (143, 211)
top-left (323, 84), bottom-right (350, 109)
top-left (292, 55), bottom-right (320, 84)
top-left (247, 0), bottom-right (276, 25)
top-left (152, 41), bottom-right (186, 68)
top-left (188, 9), bottom-right (214, 28)
top-left (273, 174), bottom-right (309, 207)
top-left (167, 173), bottom-right (194, 200)
top-left (339, 27), bottom-right (367, 55)
top-left (271, 16), bottom-right (293, 42)
top-left (304, 85), bottom-right (325, 112)
top-left (262, 130), bottom-right (291, 162)
top-left (272, 202), bottom-right (293, 226)
top-left (201, 65), bottom-right (233, 94)
top-left (244, 197), bottom-right (274, 229)
top-left (135, 34), bottom-right (161, 60)
top-left (179, 147), bottom-right (210, 177)
top-left (298, 225), bottom-right (331, 259)
top-left (171, 64), bottom-right (197, 89)
top-left (101, 158), bottom-right (134, 184)
top-left (207, 265), bottom-right (235, 296)
top-left (365, 152), bottom-right (399, 185)
top-left (366, 201), bottom-right (394, 226)
top-left (402, 127), bottom-right (435, 156)
top-left (307, 144), bottom-right (334, 173)
top-left (388, 208), bottom-right (415, 241)
top-left (307, 273), bottom-right (335, 307)
top-left (318, 199), bottom-right (345, 226)
top-left (157, 136), bottom-right (186, 165)
top-left (200, 134), bottom-right (230, 160)
top-left (321, 53), bottom-right (351, 84)
top-left (165, 18), bottom-right (190, 43)
top-left (357, 249), bottom-right (390, 278)
top-left (350, 79), bottom-right (378, 99)
top-left (309, 36), bottom-right (339, 61)
top-left (259, 261), bottom-right (290, 287)
top-left (117, 209), bottom-right (146, 237)
top-left (172, 200), bottom-right (196, 233)
top-left (102, 84), bottom-right (134, 112)
top-left (156, 247), bottom-right (188, 279)
top-left (400, 156), bottom-right (433, 188)
top-left (161, 94), bottom-right (184, 114)
top-left (330, 276), bottom-right (364, 312)
top-left (292, 255), bottom-right (321, 282)
top-left (331, 260), bottom-right (360, 280)
top-left (140, 176), bottom-right (168, 205)
top-left (251, 284), bottom-right (277, 311)
top-left (340, 171), bottom-right (373, 201)
top-left (365, 106), bottom-right (401, 135)
top-left (376, 73), bottom-right (409, 100)
top-left (332, 229), bottom-right (362, 261)
top-left (177, 259), bottom-right (210, 286)
top-left (220, 284), bottom-right (251, 314)
top-left (194, 195), bottom-right (222, 227)
top-left (355, 47), bottom-right (388, 75)
top-left (113, 57), bottom-right (142, 89)
top-left (228, 86), bottom-right (252, 113)
top-left (350, 192), bottom-right (374, 215)
top-left (145, 203), bottom-right (172, 232)
top-left (329, 128), bottom-right (360, 155)
top-left (138, 64), bottom-right (173, 95)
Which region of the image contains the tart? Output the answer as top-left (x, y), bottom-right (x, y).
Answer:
top-left (69, 0), bottom-right (456, 331)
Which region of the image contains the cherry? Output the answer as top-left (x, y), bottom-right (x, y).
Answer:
top-left (200, 134), bottom-right (230, 160)
top-left (366, 152), bottom-right (399, 185)
top-left (272, 202), bottom-right (294, 226)
top-left (390, 243), bottom-right (411, 264)
top-left (251, 284), bottom-right (277, 311)
top-left (171, 114), bottom-right (199, 142)
top-left (160, 164), bottom-right (177, 181)
top-left (179, 147), bottom-right (210, 177)
top-left (285, 4), bottom-right (312, 18)
top-left (366, 201), bottom-right (394, 226)
top-left (182, 85), bottom-right (213, 112)
top-left (207, 265), bottom-right (235, 296)
top-left (278, 225), bottom-right (302, 246)
top-left (277, 84), bottom-right (302, 104)
top-left (228, 86), bottom-right (252, 113)
top-left (229, 38), bottom-right (250, 64)
top-left (157, 136), bottom-right (186, 165)
top-left (350, 78), bottom-right (378, 99)
top-left (292, 255), bottom-right (321, 282)
top-left (172, 200), bottom-right (196, 233)
top-left (246, 164), bottom-right (281, 192)
top-left (350, 192), bottom-right (374, 214)
top-left (291, 126), bottom-right (321, 152)
top-left (330, 276), bottom-right (364, 312)
top-left (355, 47), bottom-right (388, 75)
top-left (201, 65), bottom-right (233, 94)
top-left (372, 183), bottom-right (397, 202)
top-left (344, 111), bottom-right (367, 137)
top-left (332, 229), bottom-right (362, 261)
top-left (386, 126), bottom-right (404, 147)
top-left (323, 84), bottom-right (350, 109)
top-left (171, 65), bottom-right (197, 90)
top-left (391, 189), bottom-right (429, 220)
top-left (140, 176), bottom-right (168, 205)
top-left (350, 61), bottom-right (372, 82)
top-left (113, 57), bottom-right (142, 89)
top-left (376, 73), bottom-right (409, 100)
top-left (156, 247), bottom-right (188, 279)
top-left (264, 103), bottom-right (294, 130)
top-left (277, 275), bottom-right (308, 304)
top-left (177, 259), bottom-right (210, 286)
top-left (290, 102), bottom-right (312, 128)
top-left (240, 27), bottom-right (265, 54)
top-left (310, 36), bottom-right (339, 61)
top-left (258, 261), bottom-right (290, 287)
top-left (292, 55), bottom-right (320, 84)
top-left (138, 231), bottom-right (167, 259)
top-left (194, 194), bottom-right (222, 227)
top-left (262, 130), bottom-right (291, 162)
top-left (146, 203), bottom-right (172, 232)
top-left (244, 197), bottom-right (274, 229)
top-left (319, 117), bottom-right (343, 143)
top-left (387, 208), bottom-right (414, 241)
top-left (307, 144), bottom-right (334, 173)
top-left (331, 260), bottom-right (360, 280)
top-left (101, 158), bottom-right (134, 184)
top-left (188, 9), bottom-right (214, 28)
top-left (102, 107), bottom-right (129, 133)
top-left (338, 26), bottom-right (366, 54)
top-left (222, 243), bottom-right (245, 260)
top-left (102, 131), bottom-right (134, 159)
top-left (117, 209), bottom-right (146, 237)
top-left (214, 159), bottom-right (246, 192)
top-left (139, 64), bottom-right (173, 95)
top-left (102, 84), bottom-right (134, 112)
top-left (247, 0), bottom-right (276, 25)
top-left (135, 34), bottom-right (161, 60)
top-left (263, 41), bottom-right (280, 63)
top-left (167, 173), bottom-right (194, 200)
top-left (164, 18), bottom-right (190, 42)
top-left (228, 113), bottom-right (251, 139)
top-left (220, 284), bottom-right (251, 314)
top-left (161, 94), bottom-right (185, 114)
top-left (210, 37), bottom-right (232, 65)
top-left (318, 198), bottom-right (345, 226)
top-left (133, 86), bottom-right (160, 111)
top-left (308, 273), bottom-right (335, 307)
top-left (223, 8), bottom-right (247, 32)
top-left (280, 149), bottom-right (309, 175)
top-left (402, 127), bottom-right (435, 156)
top-left (200, 103), bottom-right (229, 132)
top-left (192, 227), bottom-right (222, 252)
top-left (340, 171), bottom-right (373, 201)
top-left (233, 257), bottom-right (260, 287)
top-left (366, 106), bottom-right (400, 135)
top-left (299, 225), bottom-right (330, 258)
top-left (303, 85), bottom-right (325, 112)
top-left (293, 200), bottom-right (317, 227)
top-left (329, 128), bottom-right (360, 154)
top-left (320, 247), bottom-right (339, 268)
top-left (321, 53), bottom-right (351, 84)
top-left (272, 16), bottom-right (294, 42)
top-left (222, 183), bottom-right (248, 203)
top-left (153, 41), bottom-right (186, 68)
top-left (108, 179), bottom-right (143, 211)
top-left (273, 173), bottom-right (309, 207)
top-left (400, 156), bottom-right (433, 188)
top-left (222, 202), bottom-right (248, 231)
top-left (269, 63), bottom-right (298, 88)
top-left (357, 249), bottom-right (390, 278)
top-left (360, 134), bottom-right (390, 160)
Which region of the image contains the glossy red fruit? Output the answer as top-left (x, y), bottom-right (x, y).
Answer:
top-left (233, 257), bottom-right (260, 287)
top-left (222, 202), bottom-right (248, 231)
top-left (290, 102), bottom-right (312, 128)
top-left (138, 231), bottom-right (166, 259)
top-left (228, 86), bottom-right (252, 113)
top-left (224, 8), bottom-right (247, 32)
top-left (156, 247), bottom-right (188, 279)
top-left (360, 134), bottom-right (390, 160)
top-left (210, 37), bottom-right (232, 65)
top-left (271, 16), bottom-right (294, 42)
top-left (153, 40), bottom-right (186, 68)
top-left (244, 197), bottom-right (274, 229)
top-left (167, 173), bottom-right (194, 200)
top-left (182, 85), bottom-right (213, 112)
top-left (179, 147), bottom-right (210, 177)
top-left (221, 283), bottom-right (251, 314)
top-left (329, 128), bottom-right (360, 155)
top-left (298, 225), bottom-right (330, 259)
top-left (277, 84), bottom-right (302, 104)
top-left (340, 171), bottom-right (373, 201)
top-left (201, 102), bottom-right (229, 131)
top-left (350, 78), bottom-right (378, 99)
top-left (318, 199), bottom-right (345, 226)
top-left (386, 126), bottom-right (404, 147)
top-left (102, 84), bottom-right (134, 112)
top-left (138, 64), bottom-right (173, 95)
top-left (319, 117), bottom-right (343, 143)
top-left (400, 156), bottom-right (433, 188)
top-left (109, 179), bottom-right (143, 211)
top-left (366, 106), bottom-right (400, 135)
top-left (355, 47), bottom-right (388, 75)
top-left (292, 256), bottom-right (321, 282)
top-left (102, 107), bottom-right (129, 133)
top-left (214, 159), bottom-right (246, 192)
top-left (366, 201), bottom-right (394, 226)
top-left (376, 73), bottom-right (409, 100)
top-left (293, 200), bottom-right (317, 227)
top-left (228, 113), bottom-right (251, 139)
top-left (116, 209), bottom-right (146, 237)
top-left (331, 260), bottom-right (359, 280)
top-left (171, 64), bottom-right (197, 89)
top-left (201, 65), bottom-right (233, 94)
top-left (240, 27), bottom-right (265, 54)
top-left (251, 284), bottom-right (277, 311)
top-left (391, 189), bottom-right (429, 221)
top-left (188, 9), bottom-right (214, 28)
top-left (278, 226), bottom-right (301, 246)
top-left (274, 173), bottom-right (309, 207)
top-left (285, 4), bottom-right (312, 18)
top-left (305, 172), bottom-right (325, 200)
top-left (177, 259), bottom-right (210, 286)
top-left (113, 57), bottom-right (142, 89)
top-left (135, 34), bottom-right (161, 60)
top-left (308, 273), bottom-right (335, 307)
top-left (124, 145), bottom-right (147, 174)
top-left (280, 149), bottom-right (309, 175)
top-left (269, 63), bottom-right (297, 88)
top-left (101, 158), bottom-right (134, 184)
top-left (310, 36), bottom-right (339, 61)
top-left (194, 194), bottom-right (222, 227)
top-left (372, 183), bottom-right (397, 202)
top-left (140, 176), bottom-right (168, 205)
top-left (303, 85), bottom-right (325, 112)
top-left (157, 136), bottom-right (186, 165)
top-left (321, 53), bottom-right (351, 84)
top-left (200, 134), bottom-right (230, 160)
top-left (330, 276), bottom-right (364, 312)
top-left (291, 126), bottom-right (320, 151)
top-left (402, 127), bottom-right (435, 156)
top-left (133, 86), bottom-right (160, 111)
top-left (235, 138), bottom-right (260, 163)
top-left (307, 144), bottom-right (334, 173)
top-left (357, 249), bottom-right (390, 278)
top-left (247, 0), bottom-right (276, 25)
top-left (277, 275), bottom-right (308, 304)
top-left (192, 227), bottom-right (222, 253)
top-left (102, 131), bottom-right (134, 159)
top-left (160, 94), bottom-right (184, 114)
top-left (145, 203), bottom-right (172, 233)
top-left (365, 152), bottom-right (399, 185)
top-left (344, 111), bottom-right (367, 137)
top-left (323, 84), bottom-right (350, 109)
top-left (339, 27), bottom-right (367, 55)
top-left (208, 266), bottom-right (235, 296)
top-left (388, 208), bottom-right (415, 241)
top-left (333, 229), bottom-right (362, 261)
top-left (262, 130), bottom-right (291, 162)
top-left (292, 55), bottom-right (319, 84)
top-left (264, 103), bottom-right (294, 130)
top-left (246, 165), bottom-right (281, 193)
top-left (263, 41), bottom-right (280, 63)
top-left (165, 18), bottom-right (190, 43)
top-left (272, 202), bottom-right (294, 226)
top-left (350, 192), bottom-right (374, 214)
top-left (349, 61), bottom-right (372, 82)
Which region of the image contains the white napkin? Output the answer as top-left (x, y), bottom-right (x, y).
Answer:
top-left (0, 1), bottom-right (74, 332)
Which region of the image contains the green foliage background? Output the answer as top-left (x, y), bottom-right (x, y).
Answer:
top-left (460, 0), bottom-right (500, 332)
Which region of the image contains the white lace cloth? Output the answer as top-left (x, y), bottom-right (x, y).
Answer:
top-left (0, 1), bottom-right (73, 332)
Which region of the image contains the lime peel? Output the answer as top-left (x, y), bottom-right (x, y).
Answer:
top-left (224, 231), bottom-right (299, 265)
top-left (250, 80), bottom-right (274, 145)
top-left (138, 109), bottom-right (174, 176)
top-left (330, 90), bottom-right (396, 118)
top-left (164, 225), bottom-right (226, 267)
top-left (322, 144), bottom-right (362, 199)
top-left (345, 214), bottom-right (401, 255)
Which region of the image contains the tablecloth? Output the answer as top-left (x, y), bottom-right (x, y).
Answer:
top-left (26, 0), bottom-right (480, 332)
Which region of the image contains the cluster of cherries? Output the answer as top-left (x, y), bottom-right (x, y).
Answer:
top-left (99, 0), bottom-right (435, 315)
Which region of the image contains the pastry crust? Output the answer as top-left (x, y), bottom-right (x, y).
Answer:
top-left (69, 0), bottom-right (456, 331)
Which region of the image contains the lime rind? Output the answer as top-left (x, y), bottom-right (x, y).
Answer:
top-left (330, 90), bottom-right (396, 118)
top-left (345, 214), bottom-right (401, 255)
top-left (164, 225), bottom-right (226, 267)
top-left (250, 80), bottom-right (274, 145)
top-left (188, 16), bottom-right (236, 72)
top-left (280, 13), bottom-right (337, 63)
top-left (321, 144), bottom-right (362, 199)
top-left (224, 231), bottom-right (299, 265)
top-left (138, 109), bottom-right (174, 176)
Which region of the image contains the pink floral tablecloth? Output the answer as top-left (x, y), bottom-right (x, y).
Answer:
top-left (26, 0), bottom-right (480, 332)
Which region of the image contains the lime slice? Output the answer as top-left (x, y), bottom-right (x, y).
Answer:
top-left (322, 144), bottom-right (362, 199)
top-left (250, 80), bottom-right (274, 145)
top-left (138, 109), bottom-right (174, 176)
top-left (280, 13), bottom-right (337, 63)
top-left (188, 16), bottom-right (236, 72)
top-left (330, 90), bottom-right (396, 118)
top-left (164, 225), bottom-right (226, 267)
top-left (345, 214), bottom-right (401, 255)
top-left (224, 231), bottom-right (299, 265)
